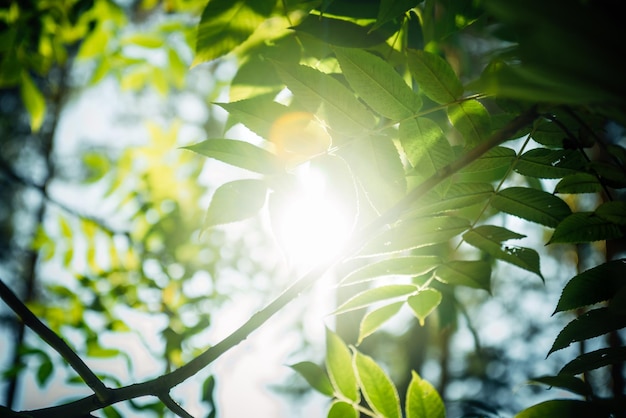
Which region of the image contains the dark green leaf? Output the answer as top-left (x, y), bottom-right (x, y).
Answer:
top-left (400, 117), bottom-right (453, 178)
top-left (326, 328), bottom-right (359, 402)
top-left (36, 360), bottom-right (53, 386)
top-left (588, 161), bottom-right (626, 188)
top-left (515, 148), bottom-right (587, 179)
top-left (407, 49), bottom-right (463, 104)
top-left (334, 46), bottom-right (421, 120)
top-left (358, 302), bottom-right (404, 344)
top-left (405, 371), bottom-right (445, 418)
top-left (353, 349), bottom-right (401, 418)
top-left (528, 375), bottom-right (591, 397)
top-left (609, 286), bottom-right (626, 315)
top-left (183, 139), bottom-right (283, 174)
top-left (333, 284), bottom-right (418, 315)
top-left (491, 187), bottom-right (571, 228)
top-left (373, 0), bottom-right (416, 30)
top-left (205, 179), bottom-right (268, 228)
top-left (549, 308), bottom-right (626, 355)
top-left (560, 347), bottom-right (626, 375)
top-left (407, 289), bottom-right (442, 326)
top-left (435, 260), bottom-right (491, 292)
top-left (554, 173), bottom-right (602, 194)
top-left (548, 212), bottom-right (624, 244)
top-left (291, 15), bottom-right (392, 48)
top-left (595, 201), bottom-right (626, 226)
top-left (514, 400), bottom-right (609, 418)
top-left (463, 225), bottom-right (543, 278)
top-left (554, 259), bottom-right (626, 313)
top-left (340, 256), bottom-right (441, 285)
top-left (290, 361), bottom-right (334, 396)
top-left (328, 401), bottom-right (358, 418)
top-left (456, 146), bottom-right (515, 182)
top-left (412, 182), bottom-right (494, 216)
top-left (447, 99), bottom-right (491, 147)
top-left (217, 96), bottom-right (289, 140)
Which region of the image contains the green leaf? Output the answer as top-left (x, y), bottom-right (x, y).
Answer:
top-left (290, 361), bottom-right (334, 396)
top-left (121, 33), bottom-right (163, 48)
top-left (20, 71), bottom-right (46, 132)
top-left (194, 0), bottom-right (274, 65)
top-left (412, 182), bottom-right (494, 216)
top-left (435, 260), bottom-right (491, 292)
top-left (548, 212), bottom-right (624, 244)
top-left (334, 46), bottom-right (421, 120)
top-left (183, 139), bottom-right (283, 174)
top-left (456, 146), bottom-right (516, 182)
top-left (217, 96), bottom-right (289, 140)
top-left (358, 302), bottom-right (404, 345)
top-left (405, 371), bottom-right (445, 418)
top-left (554, 259), bottom-right (626, 313)
top-left (86, 342), bottom-right (119, 358)
top-left (447, 99), bottom-right (491, 147)
top-left (353, 350), bottom-right (401, 418)
top-left (359, 216), bottom-right (470, 257)
top-left (595, 201), bottom-right (626, 225)
top-left (400, 117), bottom-right (453, 177)
top-left (588, 161), bottom-right (626, 188)
top-left (407, 289), bottom-right (442, 326)
top-left (326, 328), bottom-right (359, 402)
top-left (273, 62), bottom-right (376, 135)
top-left (560, 347), bottom-right (626, 376)
top-left (36, 360), bottom-right (54, 386)
top-left (514, 400), bottom-right (609, 418)
top-left (549, 308), bottom-right (626, 355)
top-left (205, 179), bottom-right (268, 228)
top-left (515, 148), bottom-right (587, 179)
top-left (340, 256), bottom-right (441, 285)
top-left (491, 187), bottom-right (572, 228)
top-left (528, 375), bottom-right (591, 397)
top-left (554, 173), bottom-right (602, 194)
top-left (328, 401), bottom-right (358, 418)
top-left (407, 49), bottom-right (463, 104)
top-left (291, 15), bottom-right (392, 48)
top-left (333, 284), bottom-right (418, 315)
top-left (463, 225), bottom-right (543, 279)
top-left (373, 0), bottom-right (416, 31)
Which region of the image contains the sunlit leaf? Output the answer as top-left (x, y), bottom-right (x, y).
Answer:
top-left (87, 341), bottom-right (119, 358)
top-left (373, 0), bottom-right (416, 30)
top-left (560, 347), bottom-right (626, 376)
top-left (447, 99), bottom-right (491, 147)
top-left (407, 49), bottom-right (463, 104)
top-left (326, 328), bottom-right (359, 402)
top-left (549, 308), bottom-right (626, 355)
top-left (406, 371), bottom-right (445, 418)
top-left (515, 148), bottom-right (587, 179)
top-left (412, 182), bottom-right (494, 216)
top-left (334, 46), bottom-right (421, 120)
top-left (183, 138), bottom-right (283, 174)
top-left (205, 179), bottom-right (268, 228)
top-left (353, 350), bottom-right (401, 418)
top-left (340, 256), bottom-right (441, 285)
top-left (291, 14), bottom-right (392, 48)
top-left (273, 62), bottom-right (376, 135)
top-left (528, 375), bottom-right (591, 397)
top-left (554, 173), bottom-right (602, 194)
top-left (20, 71), bottom-right (46, 132)
top-left (514, 400), bottom-right (609, 418)
top-left (407, 289), bottom-right (442, 326)
top-left (554, 259), bottom-right (626, 313)
top-left (121, 33), bottom-right (163, 48)
top-left (290, 361), bottom-right (334, 396)
top-left (435, 260), bottom-right (491, 292)
top-left (463, 225), bottom-right (543, 278)
top-left (333, 284), bottom-right (418, 315)
top-left (358, 302), bottom-right (404, 344)
top-left (359, 216), bottom-right (470, 257)
top-left (194, 0), bottom-right (274, 65)
top-left (548, 212), bottom-right (624, 244)
top-left (400, 117), bottom-right (453, 177)
top-left (491, 187), bottom-right (571, 228)
top-left (328, 401), bottom-right (358, 418)
top-left (217, 95), bottom-right (289, 139)
top-left (456, 146), bottom-right (515, 182)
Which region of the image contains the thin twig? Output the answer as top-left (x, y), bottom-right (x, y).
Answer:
top-left (158, 392), bottom-right (195, 418)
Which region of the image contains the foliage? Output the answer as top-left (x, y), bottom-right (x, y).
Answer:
top-left (1, 0), bottom-right (625, 417)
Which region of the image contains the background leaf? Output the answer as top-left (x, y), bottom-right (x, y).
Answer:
top-left (333, 284), bottom-right (418, 315)
top-left (205, 179), bottom-right (268, 228)
top-left (290, 361), bottom-right (334, 396)
top-left (183, 138), bottom-right (283, 174)
top-left (514, 400), bottom-right (609, 418)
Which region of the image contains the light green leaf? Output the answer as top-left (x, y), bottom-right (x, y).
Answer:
top-left (406, 371), bottom-right (445, 418)
top-left (121, 33), bottom-right (163, 48)
top-left (340, 256), bottom-right (441, 285)
top-left (183, 138), bottom-right (283, 174)
top-left (456, 146), bottom-right (516, 182)
top-left (290, 361), bottom-right (334, 396)
top-left (491, 187), bottom-right (572, 228)
top-left (548, 212), bottom-right (624, 244)
top-left (334, 46), bottom-right (421, 120)
top-left (86, 342), bottom-right (119, 358)
top-left (205, 179), bottom-right (268, 228)
top-left (400, 117), bottom-right (453, 177)
top-left (463, 225), bottom-right (543, 278)
top-left (333, 284), bottom-right (418, 315)
top-left (328, 401), bottom-right (358, 418)
top-left (515, 400), bottom-right (608, 418)
top-left (358, 302), bottom-right (404, 344)
top-left (549, 308), bottom-right (626, 355)
top-left (194, 0), bottom-right (274, 65)
top-left (435, 260), bottom-right (491, 292)
top-left (217, 95), bottom-right (289, 139)
top-left (273, 62), bottom-right (376, 135)
top-left (515, 149), bottom-right (587, 179)
top-left (560, 347), bottom-right (626, 376)
top-left (20, 71), bottom-right (46, 132)
top-left (407, 49), bottom-right (463, 104)
top-left (359, 216), bottom-right (470, 257)
top-left (447, 99), bottom-right (491, 147)
top-left (554, 259), bottom-right (626, 313)
top-left (595, 201), bottom-right (626, 225)
top-left (353, 350), bottom-right (401, 418)
top-left (407, 289), bottom-right (442, 326)
top-left (326, 328), bottom-right (359, 402)
top-left (412, 182), bottom-right (494, 216)
top-left (554, 173), bottom-right (602, 194)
